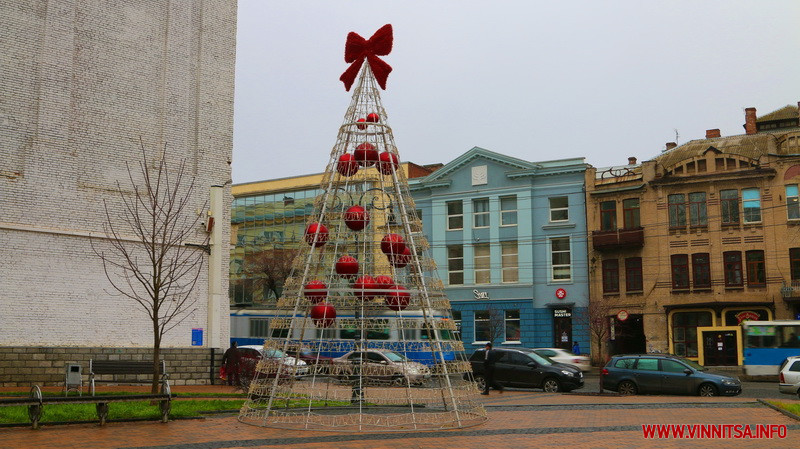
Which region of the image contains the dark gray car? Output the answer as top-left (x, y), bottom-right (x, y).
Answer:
top-left (467, 347), bottom-right (584, 392)
top-left (601, 354), bottom-right (742, 397)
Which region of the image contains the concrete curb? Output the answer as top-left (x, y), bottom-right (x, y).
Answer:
top-left (757, 398), bottom-right (800, 422)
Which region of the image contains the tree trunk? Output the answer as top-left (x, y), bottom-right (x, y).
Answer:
top-left (152, 329), bottom-right (161, 395)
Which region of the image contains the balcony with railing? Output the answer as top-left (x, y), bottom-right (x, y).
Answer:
top-left (592, 227), bottom-right (644, 251)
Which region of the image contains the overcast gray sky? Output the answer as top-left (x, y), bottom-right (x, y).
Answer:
top-left (232, 0), bottom-right (800, 185)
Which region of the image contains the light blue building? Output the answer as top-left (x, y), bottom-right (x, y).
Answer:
top-left (410, 147), bottom-right (589, 355)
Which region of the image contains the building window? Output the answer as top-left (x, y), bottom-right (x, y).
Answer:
top-left (720, 189), bottom-right (739, 225)
top-left (672, 311), bottom-right (712, 358)
top-left (501, 241), bottom-right (519, 283)
top-left (625, 257), bottom-right (643, 292)
top-left (504, 310), bottom-right (520, 342)
top-left (447, 245), bottom-right (464, 285)
top-left (787, 185), bottom-right (800, 220)
top-left (600, 201), bottom-right (616, 231)
top-left (670, 254), bottom-right (689, 290)
top-left (550, 237), bottom-right (571, 281)
top-left (742, 188), bottom-right (761, 223)
top-left (473, 198), bottom-right (490, 228)
top-left (500, 195), bottom-right (518, 226)
top-left (668, 194), bottom-right (686, 228)
top-left (549, 196), bottom-right (569, 222)
top-left (723, 251), bottom-right (743, 287)
top-left (451, 310), bottom-right (462, 338)
top-left (791, 248), bottom-right (800, 281)
top-left (474, 311), bottom-right (490, 342)
top-left (602, 259), bottom-right (619, 293)
top-left (474, 243), bottom-right (491, 284)
top-left (446, 201), bottom-right (463, 230)
top-left (688, 192), bottom-right (707, 226)
top-left (692, 253), bottom-right (711, 289)
top-left (746, 250), bottom-right (766, 287)
top-left (622, 198), bottom-right (640, 229)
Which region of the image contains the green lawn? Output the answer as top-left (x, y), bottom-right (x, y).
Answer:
top-left (0, 399), bottom-right (244, 425)
top-left (765, 400), bottom-right (800, 416)
top-left (0, 397), bottom-right (353, 425)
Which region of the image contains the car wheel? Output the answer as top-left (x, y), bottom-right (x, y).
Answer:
top-left (392, 375), bottom-right (409, 387)
top-left (618, 380), bottom-right (637, 395)
top-left (542, 377), bottom-right (561, 393)
top-left (698, 383), bottom-right (718, 397)
top-left (474, 375), bottom-right (486, 391)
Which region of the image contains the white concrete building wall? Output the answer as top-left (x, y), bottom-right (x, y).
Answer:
top-left (0, 0), bottom-right (236, 349)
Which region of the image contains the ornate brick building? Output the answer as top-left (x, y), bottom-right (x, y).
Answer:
top-left (586, 103), bottom-right (800, 366)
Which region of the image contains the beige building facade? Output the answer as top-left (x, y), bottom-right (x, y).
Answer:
top-left (586, 103), bottom-right (800, 366)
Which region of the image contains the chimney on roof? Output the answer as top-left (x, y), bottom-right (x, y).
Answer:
top-left (744, 107), bottom-right (757, 135)
top-left (628, 157), bottom-right (637, 165)
top-left (706, 129), bottom-right (721, 139)
top-left (665, 142), bottom-right (677, 151)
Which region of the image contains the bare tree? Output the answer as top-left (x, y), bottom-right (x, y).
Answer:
top-left (93, 143), bottom-right (207, 394)
top-left (576, 299), bottom-right (613, 392)
top-left (485, 307), bottom-right (506, 344)
top-left (243, 247), bottom-right (298, 303)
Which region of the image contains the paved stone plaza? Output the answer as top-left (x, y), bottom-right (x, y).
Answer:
top-left (1, 385), bottom-right (798, 448)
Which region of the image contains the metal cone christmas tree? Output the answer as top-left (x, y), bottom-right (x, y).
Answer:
top-left (238, 24), bottom-right (487, 432)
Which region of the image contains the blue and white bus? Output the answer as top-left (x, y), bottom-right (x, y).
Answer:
top-left (742, 320), bottom-right (800, 376)
top-left (230, 308), bottom-right (460, 366)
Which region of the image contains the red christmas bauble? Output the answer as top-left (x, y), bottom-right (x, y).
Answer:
top-left (304, 223), bottom-right (329, 247)
top-left (337, 153), bottom-right (359, 177)
top-left (380, 233), bottom-right (406, 256)
top-left (303, 280), bottom-right (327, 303)
top-left (343, 205), bottom-right (370, 231)
top-left (356, 118), bottom-right (367, 130)
top-left (385, 285), bottom-right (410, 311)
top-left (310, 302), bottom-right (336, 328)
top-left (377, 152), bottom-right (399, 175)
top-left (374, 275), bottom-right (395, 290)
top-left (352, 275), bottom-right (378, 300)
top-left (354, 142), bottom-right (379, 167)
top-left (366, 113), bottom-right (380, 123)
top-left (389, 246), bottom-right (412, 268)
top-left (335, 255), bottom-right (359, 277)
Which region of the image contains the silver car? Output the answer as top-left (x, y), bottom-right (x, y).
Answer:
top-left (332, 349), bottom-right (430, 385)
top-left (778, 356), bottom-right (800, 398)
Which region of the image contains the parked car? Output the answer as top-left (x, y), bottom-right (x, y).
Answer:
top-left (331, 349), bottom-right (431, 385)
top-left (532, 348), bottom-right (591, 372)
top-left (285, 346), bottom-right (336, 374)
top-left (601, 354), bottom-right (742, 397)
top-left (238, 345), bottom-right (310, 383)
top-left (778, 355), bottom-right (800, 398)
top-left (467, 347), bottom-right (584, 392)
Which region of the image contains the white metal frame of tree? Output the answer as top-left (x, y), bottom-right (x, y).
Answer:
top-left (238, 26), bottom-right (487, 432)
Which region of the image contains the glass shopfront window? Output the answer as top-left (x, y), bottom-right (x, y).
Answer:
top-left (671, 311), bottom-right (713, 358)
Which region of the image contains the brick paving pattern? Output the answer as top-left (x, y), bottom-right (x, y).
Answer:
top-left (1, 386), bottom-right (798, 448)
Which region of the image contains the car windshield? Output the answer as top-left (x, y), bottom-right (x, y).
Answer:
top-left (263, 349), bottom-right (286, 358)
top-left (525, 351), bottom-right (553, 366)
top-left (680, 358), bottom-right (705, 371)
top-left (382, 351), bottom-right (408, 362)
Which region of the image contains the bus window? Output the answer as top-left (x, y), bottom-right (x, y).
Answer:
top-left (366, 320), bottom-right (390, 340)
top-left (746, 325), bottom-right (776, 348)
top-left (779, 325), bottom-right (800, 348)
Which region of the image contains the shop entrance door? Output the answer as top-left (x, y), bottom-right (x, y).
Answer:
top-left (701, 330), bottom-right (738, 366)
top-left (553, 308), bottom-right (572, 350)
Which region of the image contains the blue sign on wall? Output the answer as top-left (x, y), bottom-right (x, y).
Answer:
top-left (191, 328), bottom-right (203, 346)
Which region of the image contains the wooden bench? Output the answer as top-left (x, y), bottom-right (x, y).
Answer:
top-left (0, 360), bottom-right (174, 429)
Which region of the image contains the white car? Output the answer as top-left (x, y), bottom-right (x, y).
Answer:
top-left (238, 345), bottom-right (310, 377)
top-left (532, 348), bottom-right (591, 372)
top-left (778, 355), bottom-right (800, 398)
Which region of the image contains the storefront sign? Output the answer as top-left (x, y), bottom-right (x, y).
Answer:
top-left (555, 288), bottom-right (567, 299)
top-left (734, 311), bottom-right (761, 324)
top-left (473, 290), bottom-right (489, 300)
top-left (617, 310), bottom-right (629, 322)
top-left (553, 308), bottom-right (571, 318)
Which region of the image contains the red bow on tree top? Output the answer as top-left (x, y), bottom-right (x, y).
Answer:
top-left (339, 24), bottom-right (393, 91)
